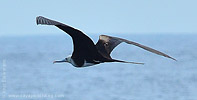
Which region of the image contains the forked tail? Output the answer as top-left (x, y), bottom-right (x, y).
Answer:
top-left (112, 59), bottom-right (144, 65)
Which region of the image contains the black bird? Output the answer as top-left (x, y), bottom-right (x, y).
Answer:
top-left (36, 16), bottom-right (176, 67)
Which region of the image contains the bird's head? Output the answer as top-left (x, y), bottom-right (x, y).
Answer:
top-left (53, 55), bottom-right (72, 64)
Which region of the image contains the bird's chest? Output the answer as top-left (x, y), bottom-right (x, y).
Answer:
top-left (71, 58), bottom-right (97, 67)
top-left (82, 60), bottom-right (97, 67)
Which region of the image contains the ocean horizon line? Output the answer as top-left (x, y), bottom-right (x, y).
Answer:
top-left (1, 32), bottom-right (197, 38)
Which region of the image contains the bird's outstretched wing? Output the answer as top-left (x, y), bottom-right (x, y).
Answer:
top-left (96, 35), bottom-right (176, 61)
top-left (36, 16), bottom-right (102, 61)
top-left (36, 16), bottom-right (85, 38)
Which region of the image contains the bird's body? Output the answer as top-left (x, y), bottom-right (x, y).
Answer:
top-left (36, 16), bottom-right (176, 67)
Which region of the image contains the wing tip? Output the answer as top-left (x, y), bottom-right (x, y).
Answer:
top-left (164, 53), bottom-right (177, 61)
top-left (36, 16), bottom-right (50, 25)
top-left (35, 16), bottom-right (63, 26)
top-left (36, 16), bottom-right (44, 25)
top-left (169, 56), bottom-right (177, 61)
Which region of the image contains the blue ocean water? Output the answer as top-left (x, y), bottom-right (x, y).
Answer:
top-left (0, 34), bottom-right (197, 100)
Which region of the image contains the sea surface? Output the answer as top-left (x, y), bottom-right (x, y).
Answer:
top-left (0, 34), bottom-right (197, 100)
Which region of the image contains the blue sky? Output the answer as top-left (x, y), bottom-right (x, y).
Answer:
top-left (0, 0), bottom-right (197, 36)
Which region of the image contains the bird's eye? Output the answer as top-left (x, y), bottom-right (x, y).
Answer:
top-left (104, 42), bottom-right (109, 46)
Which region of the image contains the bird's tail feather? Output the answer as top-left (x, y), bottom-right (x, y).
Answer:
top-left (112, 59), bottom-right (144, 65)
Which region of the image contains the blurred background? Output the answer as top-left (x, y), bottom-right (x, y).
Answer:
top-left (0, 0), bottom-right (197, 100)
top-left (1, 0), bottom-right (197, 36)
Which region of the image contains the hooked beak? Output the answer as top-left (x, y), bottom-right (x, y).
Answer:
top-left (53, 59), bottom-right (67, 64)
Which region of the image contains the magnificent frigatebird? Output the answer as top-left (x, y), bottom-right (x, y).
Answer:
top-left (36, 16), bottom-right (176, 67)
